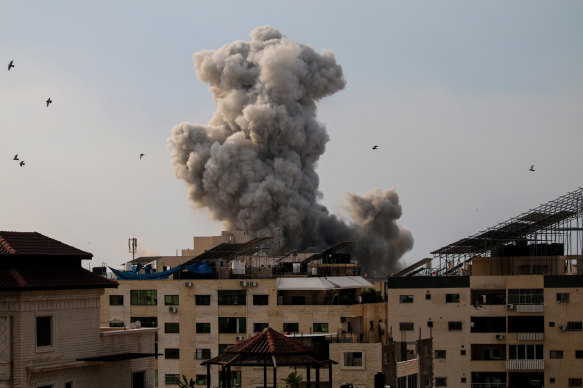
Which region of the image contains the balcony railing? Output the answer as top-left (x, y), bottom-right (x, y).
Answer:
top-left (516, 304), bottom-right (544, 313)
top-left (517, 332), bottom-right (544, 341)
top-left (506, 359), bottom-right (544, 370)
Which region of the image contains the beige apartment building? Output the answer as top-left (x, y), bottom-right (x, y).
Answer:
top-left (0, 231), bottom-right (158, 388)
top-left (101, 235), bottom-right (388, 388)
top-left (386, 188), bottom-right (583, 388)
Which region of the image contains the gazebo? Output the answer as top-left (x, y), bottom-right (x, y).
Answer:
top-left (201, 327), bottom-right (337, 388)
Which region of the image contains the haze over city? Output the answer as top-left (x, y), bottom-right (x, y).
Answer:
top-left (2, 1), bottom-right (582, 271)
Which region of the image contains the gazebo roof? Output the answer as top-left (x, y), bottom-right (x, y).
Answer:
top-left (201, 328), bottom-right (337, 368)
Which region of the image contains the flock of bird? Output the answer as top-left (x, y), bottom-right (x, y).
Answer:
top-left (8, 59), bottom-right (146, 167)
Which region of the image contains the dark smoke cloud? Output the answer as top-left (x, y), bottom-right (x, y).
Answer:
top-left (169, 26), bottom-right (413, 274)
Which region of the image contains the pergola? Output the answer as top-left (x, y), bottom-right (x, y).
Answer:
top-left (201, 328), bottom-right (337, 388)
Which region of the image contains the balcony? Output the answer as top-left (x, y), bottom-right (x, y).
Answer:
top-left (506, 359), bottom-right (544, 370)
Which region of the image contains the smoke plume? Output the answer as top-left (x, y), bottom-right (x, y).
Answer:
top-left (169, 26), bottom-right (413, 274)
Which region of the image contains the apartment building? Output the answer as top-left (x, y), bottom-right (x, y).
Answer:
top-left (0, 231), bottom-right (158, 388)
top-left (385, 188), bottom-right (583, 388)
top-left (101, 236), bottom-right (388, 387)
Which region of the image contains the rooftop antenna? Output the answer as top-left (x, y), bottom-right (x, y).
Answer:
top-left (129, 238), bottom-right (137, 261)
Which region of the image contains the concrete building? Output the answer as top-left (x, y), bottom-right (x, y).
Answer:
top-left (0, 231), bottom-right (158, 388)
top-left (101, 235), bottom-right (388, 388)
top-left (386, 187), bottom-right (583, 388)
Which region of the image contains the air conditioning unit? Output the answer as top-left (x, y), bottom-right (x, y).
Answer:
top-left (240, 280), bottom-right (248, 287)
top-left (235, 336), bottom-right (245, 341)
top-left (506, 304), bottom-right (514, 310)
top-left (184, 281), bottom-right (193, 287)
top-left (249, 281), bottom-right (257, 287)
top-left (559, 325), bottom-right (566, 331)
top-left (168, 306), bottom-right (178, 313)
top-left (495, 334), bottom-right (504, 340)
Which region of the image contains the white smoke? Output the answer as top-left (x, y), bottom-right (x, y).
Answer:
top-left (169, 26), bottom-right (413, 273)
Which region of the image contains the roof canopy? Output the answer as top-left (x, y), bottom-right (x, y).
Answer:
top-left (276, 276), bottom-right (373, 290)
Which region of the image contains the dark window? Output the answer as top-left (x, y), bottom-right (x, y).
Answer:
top-left (130, 290), bottom-right (157, 305)
top-left (109, 295), bottom-right (124, 305)
top-left (549, 321), bottom-right (556, 327)
top-left (196, 295), bottom-right (211, 305)
top-left (471, 316), bottom-right (506, 333)
top-left (132, 371), bottom-right (145, 388)
top-left (425, 293), bottom-right (431, 300)
top-left (557, 292), bottom-right (570, 303)
top-left (569, 378), bottom-right (582, 387)
top-left (550, 378), bottom-right (556, 383)
top-left (508, 316), bottom-right (544, 333)
top-left (36, 316), bottom-right (52, 347)
top-left (283, 322), bottom-right (299, 333)
top-left (130, 317), bottom-right (157, 328)
top-left (343, 352), bottom-right (363, 367)
top-left (218, 290), bottom-right (246, 305)
top-left (400, 322), bottom-right (414, 331)
top-left (65, 383), bottom-right (73, 388)
top-left (109, 321), bottom-right (124, 328)
top-left (291, 296), bottom-right (306, 305)
top-left (508, 344), bottom-right (544, 360)
top-left (461, 377), bottom-right (466, 383)
top-left (446, 293), bottom-right (460, 303)
top-left (435, 350), bottom-right (446, 359)
top-left (448, 321), bottom-right (462, 331)
top-left (471, 289), bottom-right (506, 305)
top-left (407, 375), bottom-right (417, 388)
top-left (196, 348), bottom-right (211, 360)
top-left (254, 322), bottom-right (268, 332)
top-left (218, 370), bottom-right (241, 387)
top-left (196, 375), bottom-right (209, 385)
top-left (165, 323), bottom-right (179, 333)
top-left (550, 350), bottom-right (563, 359)
top-left (460, 349), bottom-right (466, 355)
top-left (218, 317), bottom-right (246, 333)
top-left (568, 322), bottom-right (583, 331)
top-left (253, 294), bottom-right (268, 305)
top-left (38, 385), bottom-right (53, 388)
top-left (313, 323), bottom-right (328, 332)
top-left (165, 348), bottom-right (179, 359)
top-left (576, 350), bottom-right (583, 359)
top-left (196, 322), bottom-right (211, 333)
top-left (427, 320), bottom-right (433, 328)
top-left (165, 374), bottom-right (180, 385)
top-left (218, 344), bottom-right (232, 354)
top-left (435, 377), bottom-right (447, 386)
top-left (507, 288), bottom-right (544, 305)
top-left (164, 295), bottom-right (179, 305)
top-left (400, 295), bottom-right (414, 303)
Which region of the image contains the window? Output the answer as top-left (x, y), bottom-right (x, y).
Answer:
top-left (196, 348), bottom-right (211, 360)
top-left (130, 290), bottom-right (157, 305)
top-left (196, 295), bottom-right (211, 305)
top-left (446, 293), bottom-right (460, 303)
top-left (218, 290), bottom-right (246, 305)
top-left (435, 377), bottom-right (447, 386)
top-left (164, 295), bottom-right (179, 305)
top-left (508, 344), bottom-right (544, 360)
top-left (397, 376), bottom-right (406, 388)
top-left (576, 350), bottom-right (583, 359)
top-left (550, 350), bottom-right (564, 359)
top-left (425, 293), bottom-right (431, 300)
top-left (508, 316), bottom-right (544, 333)
top-left (568, 322), bottom-right (583, 331)
top-left (448, 321), bottom-right (462, 331)
top-left (253, 294), bottom-right (268, 305)
top-left (65, 382), bottom-right (72, 388)
top-left (407, 375), bottom-right (417, 388)
top-left (569, 378), bottom-right (583, 387)
top-left (165, 348), bottom-right (179, 359)
top-left (435, 350), bottom-right (446, 359)
top-left (165, 374), bottom-right (180, 385)
top-left (291, 296), bottom-right (306, 305)
top-left (557, 292), bottom-right (570, 303)
top-left (507, 289), bottom-right (544, 305)
top-left (36, 316), bottom-right (52, 347)
top-left (460, 349), bottom-right (466, 355)
top-left (219, 344), bottom-right (232, 355)
top-left (218, 370), bottom-right (241, 387)
top-left (109, 321), bottom-right (124, 328)
top-left (427, 321), bottom-right (433, 328)
top-left (196, 375), bottom-right (209, 385)
top-left (400, 322), bottom-right (414, 331)
top-left (400, 295), bottom-right (414, 303)
top-left (313, 323), bottom-right (328, 332)
top-left (196, 322), bottom-right (211, 333)
top-left (283, 322), bottom-right (299, 333)
top-left (109, 295), bottom-right (124, 305)
top-left (343, 352), bottom-right (363, 367)
top-left (218, 317), bottom-right (246, 333)
top-left (165, 322), bottom-right (179, 333)
top-left (254, 322), bottom-right (268, 333)
top-left (38, 386), bottom-right (53, 388)
top-left (130, 317), bottom-right (157, 328)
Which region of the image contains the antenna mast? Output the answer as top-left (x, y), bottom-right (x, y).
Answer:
top-left (129, 238), bottom-right (138, 260)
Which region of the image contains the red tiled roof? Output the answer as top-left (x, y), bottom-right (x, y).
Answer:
top-left (0, 267), bottom-right (118, 290)
top-left (0, 231), bottom-right (92, 258)
top-left (227, 327), bottom-right (314, 355)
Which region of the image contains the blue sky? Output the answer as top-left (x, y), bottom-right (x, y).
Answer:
top-left (2, 1), bottom-right (582, 270)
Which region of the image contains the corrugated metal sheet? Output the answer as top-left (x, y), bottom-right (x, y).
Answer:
top-left (506, 359), bottom-right (544, 370)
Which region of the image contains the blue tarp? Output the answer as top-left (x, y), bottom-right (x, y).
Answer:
top-left (109, 261), bottom-right (215, 280)
top-left (184, 261), bottom-right (214, 275)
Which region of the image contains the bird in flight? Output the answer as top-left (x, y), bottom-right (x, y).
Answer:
top-left (13, 154), bottom-right (19, 161)
top-left (19, 161), bottom-right (25, 167)
top-left (8, 60), bottom-right (14, 71)
top-left (139, 153), bottom-right (145, 160)
top-left (46, 98), bottom-right (52, 107)
top-left (529, 164), bottom-right (535, 172)
top-left (372, 145), bottom-right (378, 150)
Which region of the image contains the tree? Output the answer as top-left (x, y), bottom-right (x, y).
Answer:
top-left (176, 375), bottom-right (196, 387)
top-left (282, 370), bottom-right (302, 388)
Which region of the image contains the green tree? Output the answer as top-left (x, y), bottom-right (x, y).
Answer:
top-left (176, 375), bottom-right (196, 387)
top-left (282, 370), bottom-right (302, 388)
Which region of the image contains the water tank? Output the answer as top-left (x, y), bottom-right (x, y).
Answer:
top-left (231, 260), bottom-right (245, 275)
